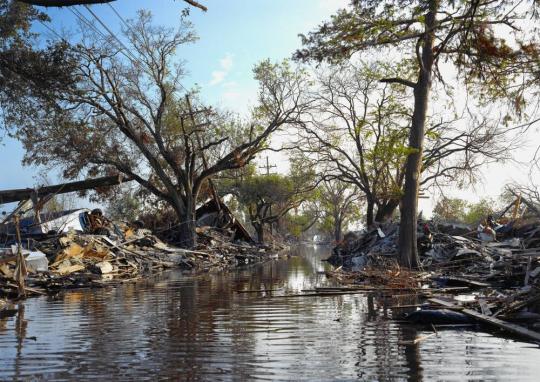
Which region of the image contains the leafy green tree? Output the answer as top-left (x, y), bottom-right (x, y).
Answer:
top-left (432, 197), bottom-right (468, 222)
top-left (464, 198), bottom-right (496, 225)
top-left (279, 210), bottom-right (320, 240)
top-left (295, 0), bottom-right (537, 267)
top-left (0, 0), bottom-right (75, 135)
top-left (225, 160), bottom-right (317, 242)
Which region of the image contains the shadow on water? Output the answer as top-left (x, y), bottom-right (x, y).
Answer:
top-left (1, 244), bottom-right (540, 381)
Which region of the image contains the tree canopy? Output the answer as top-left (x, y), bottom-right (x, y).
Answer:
top-left (16, 11), bottom-right (311, 247)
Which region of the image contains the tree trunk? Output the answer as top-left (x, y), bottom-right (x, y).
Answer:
top-left (375, 199), bottom-right (400, 223)
top-left (174, 195), bottom-right (197, 248)
top-left (255, 223), bottom-right (265, 243)
top-left (397, 0), bottom-right (437, 269)
top-left (366, 198), bottom-right (375, 228)
top-left (177, 215), bottom-right (196, 248)
top-left (334, 218), bottom-right (342, 242)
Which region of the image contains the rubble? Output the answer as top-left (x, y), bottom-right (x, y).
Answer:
top-left (0, 207), bottom-right (285, 300)
top-left (326, 216), bottom-right (540, 342)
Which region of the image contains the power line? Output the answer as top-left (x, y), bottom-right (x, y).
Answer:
top-left (83, 4), bottom-right (137, 62)
top-left (69, 7), bottom-right (107, 41)
top-left (69, 5), bottom-right (139, 64)
top-left (107, 2), bottom-right (129, 30)
top-left (38, 20), bottom-right (67, 43)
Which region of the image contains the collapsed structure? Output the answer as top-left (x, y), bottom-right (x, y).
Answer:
top-left (0, 177), bottom-right (283, 300)
top-left (326, 198), bottom-right (540, 342)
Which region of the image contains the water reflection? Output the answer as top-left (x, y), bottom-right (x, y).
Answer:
top-left (1, 244), bottom-right (539, 381)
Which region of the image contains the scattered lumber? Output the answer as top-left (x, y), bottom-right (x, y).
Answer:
top-left (429, 297), bottom-right (540, 343)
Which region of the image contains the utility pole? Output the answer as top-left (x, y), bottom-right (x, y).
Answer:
top-left (258, 156), bottom-right (277, 235)
top-left (259, 156), bottom-right (277, 176)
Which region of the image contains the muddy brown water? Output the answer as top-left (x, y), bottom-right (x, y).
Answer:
top-left (1, 245), bottom-right (539, 381)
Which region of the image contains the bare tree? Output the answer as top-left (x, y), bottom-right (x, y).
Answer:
top-left (317, 179), bottom-right (360, 242)
top-left (295, 62), bottom-right (410, 226)
top-left (16, 12), bottom-right (310, 247)
top-left (294, 62), bottom-right (512, 227)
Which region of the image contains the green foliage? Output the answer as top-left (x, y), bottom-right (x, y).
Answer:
top-left (433, 196), bottom-right (497, 225)
top-left (432, 197), bottom-right (468, 222)
top-left (0, 0), bottom-right (76, 135)
top-left (282, 212), bottom-right (315, 238)
top-left (238, 174), bottom-right (295, 205)
top-left (106, 191), bottom-right (143, 222)
top-left (464, 198), bottom-right (496, 225)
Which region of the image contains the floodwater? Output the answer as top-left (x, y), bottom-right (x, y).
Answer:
top-left (1, 245), bottom-right (539, 381)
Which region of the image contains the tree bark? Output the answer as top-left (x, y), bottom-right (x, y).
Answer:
top-left (334, 218), bottom-right (342, 242)
top-left (397, 0), bottom-right (438, 269)
top-left (374, 199), bottom-right (400, 223)
top-left (173, 194), bottom-right (197, 248)
top-left (177, 215), bottom-right (196, 248)
top-left (366, 198), bottom-right (375, 228)
top-left (255, 224), bottom-right (265, 243)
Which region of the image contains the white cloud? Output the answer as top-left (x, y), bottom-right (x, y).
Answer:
top-left (209, 53), bottom-right (234, 86)
top-left (220, 54), bottom-right (233, 71)
top-left (209, 70), bottom-right (227, 86)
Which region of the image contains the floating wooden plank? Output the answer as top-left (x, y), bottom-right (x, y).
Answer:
top-left (236, 289), bottom-right (282, 293)
top-left (398, 332), bottom-right (437, 345)
top-left (429, 297), bottom-right (540, 342)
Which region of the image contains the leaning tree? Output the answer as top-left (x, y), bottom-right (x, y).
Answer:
top-left (295, 0), bottom-right (538, 268)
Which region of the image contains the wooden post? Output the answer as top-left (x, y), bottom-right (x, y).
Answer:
top-left (14, 215), bottom-right (28, 298)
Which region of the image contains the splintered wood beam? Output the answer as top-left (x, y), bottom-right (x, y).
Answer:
top-left (429, 297), bottom-right (540, 343)
top-left (0, 175), bottom-right (133, 205)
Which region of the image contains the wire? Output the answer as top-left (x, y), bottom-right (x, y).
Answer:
top-left (68, 6), bottom-right (139, 64)
top-left (82, 4), bottom-right (139, 63)
top-left (69, 7), bottom-right (108, 41)
top-left (107, 2), bottom-right (130, 30)
top-left (38, 19), bottom-right (67, 43)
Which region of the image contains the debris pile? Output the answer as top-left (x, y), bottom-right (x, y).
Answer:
top-left (326, 217), bottom-right (540, 342)
top-left (327, 221), bottom-right (401, 269)
top-left (1, 208), bottom-right (283, 299)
